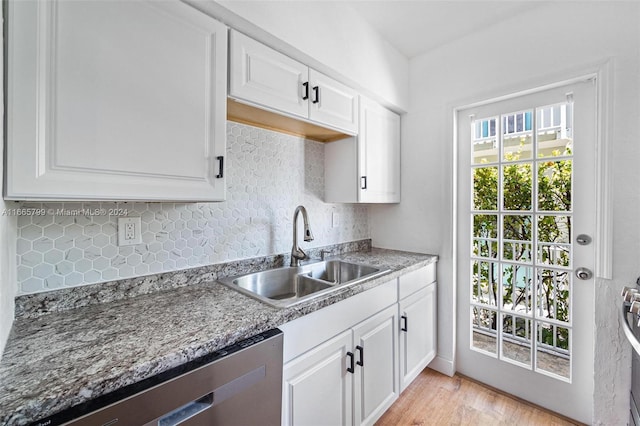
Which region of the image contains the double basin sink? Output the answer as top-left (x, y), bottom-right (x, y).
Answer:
top-left (218, 260), bottom-right (389, 308)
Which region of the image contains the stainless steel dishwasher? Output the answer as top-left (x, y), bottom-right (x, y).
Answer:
top-left (33, 329), bottom-right (283, 426)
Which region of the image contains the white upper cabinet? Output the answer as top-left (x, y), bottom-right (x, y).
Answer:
top-left (6, 0), bottom-right (228, 201)
top-left (229, 30), bottom-right (308, 119)
top-left (358, 97), bottom-right (401, 203)
top-left (229, 30), bottom-right (359, 134)
top-left (325, 97), bottom-right (400, 203)
top-left (308, 69), bottom-right (359, 134)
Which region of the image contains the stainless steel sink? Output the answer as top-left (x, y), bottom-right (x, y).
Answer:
top-left (218, 260), bottom-right (389, 308)
top-left (232, 268), bottom-right (332, 300)
top-left (306, 260), bottom-right (380, 284)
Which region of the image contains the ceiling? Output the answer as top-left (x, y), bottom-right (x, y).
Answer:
top-left (345, 1), bottom-right (543, 58)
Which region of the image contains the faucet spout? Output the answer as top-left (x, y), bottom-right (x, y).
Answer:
top-left (291, 205), bottom-right (314, 267)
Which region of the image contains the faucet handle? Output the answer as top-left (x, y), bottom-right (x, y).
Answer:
top-left (320, 250), bottom-right (331, 260)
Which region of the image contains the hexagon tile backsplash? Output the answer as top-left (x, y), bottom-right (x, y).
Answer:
top-left (14, 123), bottom-right (370, 294)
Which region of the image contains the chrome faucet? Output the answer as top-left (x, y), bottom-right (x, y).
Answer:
top-left (291, 205), bottom-right (314, 267)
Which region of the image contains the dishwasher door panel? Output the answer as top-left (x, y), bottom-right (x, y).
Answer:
top-left (66, 331), bottom-right (283, 426)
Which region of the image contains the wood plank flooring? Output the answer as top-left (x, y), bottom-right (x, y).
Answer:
top-left (375, 368), bottom-right (580, 426)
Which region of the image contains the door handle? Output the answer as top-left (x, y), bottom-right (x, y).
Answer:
top-left (361, 176), bottom-right (367, 190)
top-left (302, 82), bottom-right (309, 100)
top-left (575, 267), bottom-right (593, 280)
top-left (312, 86), bottom-right (320, 104)
top-left (401, 315), bottom-right (408, 332)
top-left (346, 351), bottom-right (355, 374)
top-left (356, 345), bottom-right (364, 367)
top-left (576, 234), bottom-right (592, 245)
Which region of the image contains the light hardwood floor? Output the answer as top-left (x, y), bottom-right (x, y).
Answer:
top-left (375, 368), bottom-right (580, 425)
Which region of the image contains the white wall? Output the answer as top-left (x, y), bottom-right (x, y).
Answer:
top-left (370, 2), bottom-right (640, 424)
top-left (214, 0), bottom-right (410, 111)
top-left (0, 2), bottom-right (17, 359)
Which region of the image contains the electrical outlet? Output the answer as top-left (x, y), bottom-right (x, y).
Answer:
top-left (118, 217), bottom-right (142, 246)
top-left (332, 212), bottom-right (340, 228)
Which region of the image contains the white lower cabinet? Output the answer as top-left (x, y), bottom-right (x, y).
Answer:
top-left (282, 330), bottom-right (353, 426)
top-left (399, 282), bottom-right (437, 391)
top-left (353, 306), bottom-right (399, 425)
top-left (283, 305), bottom-right (398, 426)
top-left (281, 264), bottom-right (437, 426)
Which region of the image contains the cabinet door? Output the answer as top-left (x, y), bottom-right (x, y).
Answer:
top-left (229, 30), bottom-right (308, 119)
top-left (358, 98), bottom-right (401, 203)
top-left (352, 305), bottom-right (399, 426)
top-left (283, 330), bottom-right (353, 426)
top-left (6, 0), bottom-right (227, 201)
top-left (309, 69), bottom-right (359, 134)
top-left (399, 282), bottom-right (437, 391)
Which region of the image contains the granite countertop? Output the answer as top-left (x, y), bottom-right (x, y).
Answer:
top-left (0, 248), bottom-right (436, 425)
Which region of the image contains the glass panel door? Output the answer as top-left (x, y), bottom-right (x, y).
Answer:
top-left (456, 80), bottom-right (596, 423)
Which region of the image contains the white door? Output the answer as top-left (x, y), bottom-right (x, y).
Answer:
top-left (308, 69), bottom-right (359, 134)
top-left (229, 30), bottom-right (309, 119)
top-left (7, 0), bottom-right (227, 201)
top-left (352, 305), bottom-right (399, 426)
top-left (358, 98), bottom-right (401, 203)
top-left (282, 330), bottom-right (353, 426)
top-left (456, 80), bottom-right (596, 423)
top-left (399, 282), bottom-right (437, 390)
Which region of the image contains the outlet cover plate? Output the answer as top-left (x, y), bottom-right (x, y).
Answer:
top-left (118, 217), bottom-right (142, 246)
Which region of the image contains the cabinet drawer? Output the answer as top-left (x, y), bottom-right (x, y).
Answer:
top-left (398, 264), bottom-right (436, 300)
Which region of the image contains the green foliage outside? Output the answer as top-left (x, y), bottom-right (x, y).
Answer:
top-left (472, 139), bottom-right (572, 351)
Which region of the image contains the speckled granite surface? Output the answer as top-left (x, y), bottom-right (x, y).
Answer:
top-left (0, 247), bottom-right (436, 425)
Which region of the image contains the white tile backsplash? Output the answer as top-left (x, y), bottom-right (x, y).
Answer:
top-left (14, 123), bottom-right (369, 294)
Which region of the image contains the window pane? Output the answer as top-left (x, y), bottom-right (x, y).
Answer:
top-left (538, 160), bottom-right (572, 212)
top-left (538, 215), bottom-right (571, 243)
top-left (473, 215), bottom-right (498, 259)
top-left (473, 214), bottom-right (498, 238)
top-left (537, 103), bottom-right (573, 158)
top-left (503, 164), bottom-right (532, 210)
top-left (503, 215), bottom-right (532, 263)
top-left (503, 135), bottom-right (532, 162)
top-left (473, 167), bottom-right (498, 210)
top-left (537, 268), bottom-right (571, 322)
top-left (502, 264), bottom-right (532, 313)
top-left (502, 314), bottom-right (532, 367)
top-left (472, 307), bottom-right (497, 355)
top-left (473, 239), bottom-right (498, 258)
top-left (536, 322), bottom-right (570, 379)
top-left (473, 117), bottom-right (498, 164)
top-left (472, 260), bottom-right (498, 305)
top-left (537, 215), bottom-right (571, 267)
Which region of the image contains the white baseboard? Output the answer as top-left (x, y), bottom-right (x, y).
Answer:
top-left (428, 355), bottom-right (455, 376)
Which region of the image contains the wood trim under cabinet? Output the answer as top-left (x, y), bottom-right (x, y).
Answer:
top-left (227, 98), bottom-right (351, 143)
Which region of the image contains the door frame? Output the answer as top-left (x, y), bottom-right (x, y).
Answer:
top-left (449, 65), bottom-right (612, 409)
